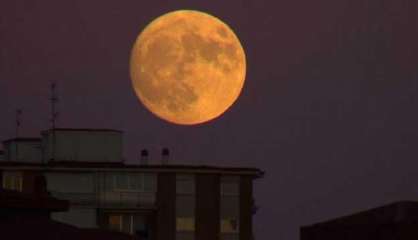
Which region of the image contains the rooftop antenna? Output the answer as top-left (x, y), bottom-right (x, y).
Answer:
top-left (50, 81), bottom-right (59, 161)
top-left (16, 109), bottom-right (22, 138)
top-left (15, 109), bottom-right (22, 161)
top-left (50, 81), bottom-right (59, 129)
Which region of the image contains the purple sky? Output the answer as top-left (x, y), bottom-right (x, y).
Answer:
top-left (1, 1), bottom-right (418, 239)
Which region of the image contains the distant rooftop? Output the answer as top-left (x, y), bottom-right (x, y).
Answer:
top-left (303, 201), bottom-right (418, 228)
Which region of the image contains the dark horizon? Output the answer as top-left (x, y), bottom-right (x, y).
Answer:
top-left (1, 1), bottom-right (418, 239)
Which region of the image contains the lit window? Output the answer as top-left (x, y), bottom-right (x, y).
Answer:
top-left (15, 177), bottom-right (23, 191)
top-left (221, 219), bottom-right (239, 233)
top-left (176, 217), bottom-right (195, 231)
top-left (2, 172), bottom-right (23, 192)
top-left (108, 214), bottom-right (123, 232)
top-left (3, 176), bottom-right (13, 189)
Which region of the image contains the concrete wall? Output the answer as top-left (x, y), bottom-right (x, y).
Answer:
top-left (3, 140), bottom-right (42, 162)
top-left (239, 176), bottom-right (253, 240)
top-left (156, 173), bottom-right (176, 240)
top-left (46, 172), bottom-right (95, 193)
top-left (52, 207), bottom-right (97, 228)
top-left (42, 130), bottom-right (123, 162)
top-left (196, 174), bottom-right (220, 240)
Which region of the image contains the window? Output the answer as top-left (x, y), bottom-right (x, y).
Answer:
top-left (107, 213), bottom-right (151, 236)
top-left (176, 232), bottom-right (194, 240)
top-left (111, 173), bottom-right (157, 192)
top-left (220, 233), bottom-right (240, 240)
top-left (176, 174), bottom-right (195, 236)
top-left (220, 219), bottom-right (239, 233)
top-left (220, 176), bottom-right (239, 196)
top-left (108, 214), bottom-right (123, 231)
top-left (113, 173), bottom-right (143, 191)
top-left (176, 217), bottom-right (195, 231)
top-left (176, 195), bottom-right (195, 218)
top-left (176, 174), bottom-right (195, 195)
top-left (2, 172), bottom-right (23, 192)
top-left (143, 173), bottom-right (157, 192)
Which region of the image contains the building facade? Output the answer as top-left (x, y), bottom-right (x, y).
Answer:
top-left (0, 177), bottom-right (135, 240)
top-left (0, 129), bottom-right (263, 240)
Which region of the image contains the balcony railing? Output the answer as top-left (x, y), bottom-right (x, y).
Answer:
top-left (99, 191), bottom-right (156, 208)
top-left (50, 191), bottom-right (96, 205)
top-left (50, 191), bottom-right (156, 208)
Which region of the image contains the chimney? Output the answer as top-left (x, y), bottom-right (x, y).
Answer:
top-left (140, 149), bottom-right (149, 165)
top-left (162, 148), bottom-right (169, 165)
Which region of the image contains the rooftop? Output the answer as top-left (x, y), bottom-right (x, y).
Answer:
top-left (0, 161), bottom-right (264, 177)
top-left (303, 201), bottom-right (418, 228)
top-left (3, 138), bottom-right (41, 144)
top-left (41, 128), bottom-right (123, 133)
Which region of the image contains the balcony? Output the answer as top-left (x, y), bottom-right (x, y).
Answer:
top-left (99, 191), bottom-right (156, 208)
top-left (50, 191), bottom-right (96, 206)
top-left (49, 191), bottom-right (156, 209)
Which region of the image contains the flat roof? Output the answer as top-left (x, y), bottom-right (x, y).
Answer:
top-left (41, 128), bottom-right (123, 133)
top-left (3, 138), bottom-right (42, 144)
top-left (0, 161), bottom-right (264, 177)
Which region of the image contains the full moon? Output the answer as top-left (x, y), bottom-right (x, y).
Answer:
top-left (130, 10), bottom-right (246, 125)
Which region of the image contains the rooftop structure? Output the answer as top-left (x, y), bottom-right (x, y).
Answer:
top-left (0, 128), bottom-right (264, 240)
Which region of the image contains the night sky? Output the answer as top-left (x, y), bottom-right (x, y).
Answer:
top-left (1, 1), bottom-right (418, 239)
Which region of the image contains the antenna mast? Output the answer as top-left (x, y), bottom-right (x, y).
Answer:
top-left (16, 109), bottom-right (22, 138)
top-left (50, 82), bottom-right (59, 161)
top-left (15, 109), bottom-right (22, 161)
top-left (50, 82), bottom-right (59, 130)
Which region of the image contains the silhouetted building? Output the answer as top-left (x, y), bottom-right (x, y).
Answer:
top-left (301, 201), bottom-right (418, 240)
top-left (0, 128), bottom-right (264, 240)
top-left (0, 177), bottom-right (135, 240)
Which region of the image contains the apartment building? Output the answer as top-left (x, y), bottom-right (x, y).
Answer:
top-left (0, 128), bottom-right (263, 240)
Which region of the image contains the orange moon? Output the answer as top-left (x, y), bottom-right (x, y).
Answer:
top-left (130, 10), bottom-right (246, 125)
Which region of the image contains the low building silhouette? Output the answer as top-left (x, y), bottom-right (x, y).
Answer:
top-left (301, 201), bottom-right (418, 240)
top-left (0, 128), bottom-right (264, 240)
top-left (0, 176), bottom-right (135, 240)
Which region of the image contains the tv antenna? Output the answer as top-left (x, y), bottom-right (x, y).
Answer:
top-left (50, 81), bottom-right (59, 161)
top-left (50, 82), bottom-right (59, 129)
top-left (15, 109), bottom-right (22, 138)
top-left (15, 109), bottom-right (22, 161)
